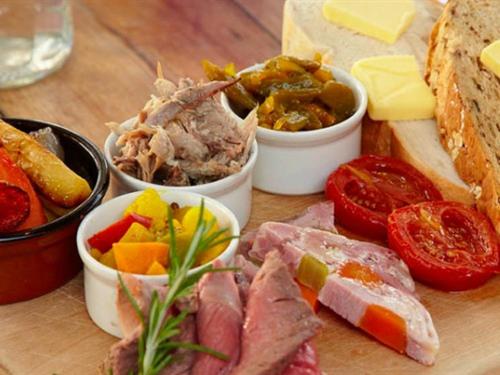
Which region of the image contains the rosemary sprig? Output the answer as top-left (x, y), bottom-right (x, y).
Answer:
top-left (118, 199), bottom-right (235, 375)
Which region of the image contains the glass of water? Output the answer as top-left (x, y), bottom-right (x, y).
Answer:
top-left (0, 0), bottom-right (73, 89)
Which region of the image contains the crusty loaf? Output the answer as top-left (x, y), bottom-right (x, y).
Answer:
top-left (426, 0), bottom-right (500, 233)
top-left (283, 0), bottom-right (474, 204)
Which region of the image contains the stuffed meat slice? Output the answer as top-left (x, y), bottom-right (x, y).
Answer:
top-left (319, 273), bottom-right (439, 365)
top-left (250, 222), bottom-right (415, 294)
top-left (249, 222), bottom-right (439, 365)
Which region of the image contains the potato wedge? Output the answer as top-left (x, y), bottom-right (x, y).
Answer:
top-left (0, 120), bottom-right (92, 208)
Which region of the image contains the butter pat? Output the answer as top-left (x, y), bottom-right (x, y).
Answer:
top-left (322, 0), bottom-right (416, 44)
top-left (480, 40), bottom-right (500, 78)
top-left (351, 55), bottom-right (436, 121)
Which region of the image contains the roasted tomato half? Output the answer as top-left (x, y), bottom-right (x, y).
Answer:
top-left (325, 155), bottom-right (442, 240)
top-left (388, 201), bottom-right (499, 291)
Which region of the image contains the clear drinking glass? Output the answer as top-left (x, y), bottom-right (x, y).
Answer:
top-left (0, 0), bottom-right (73, 89)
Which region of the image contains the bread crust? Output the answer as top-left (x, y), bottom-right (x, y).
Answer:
top-left (426, 0), bottom-right (500, 233)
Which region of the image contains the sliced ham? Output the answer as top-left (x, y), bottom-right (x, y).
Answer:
top-left (232, 251), bottom-right (322, 375)
top-left (249, 222), bottom-right (439, 365)
top-left (250, 222), bottom-right (415, 294)
top-left (192, 260), bottom-right (243, 375)
top-left (286, 201), bottom-right (336, 232)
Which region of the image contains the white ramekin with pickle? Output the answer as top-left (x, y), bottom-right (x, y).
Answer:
top-left (77, 188), bottom-right (239, 337)
top-left (206, 55), bottom-right (368, 195)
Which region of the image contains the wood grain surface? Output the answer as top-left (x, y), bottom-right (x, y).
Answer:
top-left (0, 1), bottom-right (499, 374)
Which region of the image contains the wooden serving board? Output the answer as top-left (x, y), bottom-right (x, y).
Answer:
top-left (1, 1), bottom-right (500, 374)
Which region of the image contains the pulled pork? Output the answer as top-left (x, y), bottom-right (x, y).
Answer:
top-left (109, 76), bottom-right (257, 186)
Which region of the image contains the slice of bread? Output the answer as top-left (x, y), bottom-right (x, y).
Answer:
top-left (426, 0), bottom-right (500, 233)
top-left (282, 0), bottom-right (474, 205)
top-left (391, 120), bottom-right (474, 204)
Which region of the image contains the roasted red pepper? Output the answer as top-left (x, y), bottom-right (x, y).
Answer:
top-left (0, 182), bottom-right (30, 232)
top-left (0, 147), bottom-right (46, 232)
top-left (87, 213), bottom-right (153, 252)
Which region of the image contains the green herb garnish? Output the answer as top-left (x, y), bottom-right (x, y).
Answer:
top-left (118, 199), bottom-right (237, 375)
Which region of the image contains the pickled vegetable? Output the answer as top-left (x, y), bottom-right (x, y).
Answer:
top-left (88, 190), bottom-right (230, 274)
top-left (114, 242), bottom-right (168, 274)
top-left (296, 254), bottom-right (329, 292)
top-left (202, 59), bottom-right (258, 111)
top-left (100, 248), bottom-right (117, 269)
top-left (202, 55), bottom-right (356, 132)
top-left (124, 189), bottom-right (168, 234)
top-left (146, 260), bottom-right (167, 275)
top-left (0, 120), bottom-right (91, 208)
top-left (319, 81), bottom-right (356, 120)
top-left (119, 222), bottom-right (155, 243)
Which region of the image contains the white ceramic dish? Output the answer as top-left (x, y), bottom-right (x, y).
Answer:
top-left (104, 118), bottom-right (258, 228)
top-left (77, 190), bottom-right (240, 338)
top-left (221, 63), bottom-right (368, 195)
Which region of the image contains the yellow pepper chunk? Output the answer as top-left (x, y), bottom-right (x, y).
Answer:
top-left (159, 230), bottom-right (193, 261)
top-left (120, 222), bottom-right (155, 243)
top-left (146, 260), bottom-right (167, 275)
top-left (196, 241), bottom-right (228, 266)
top-left (100, 248), bottom-right (117, 269)
top-left (114, 242), bottom-right (168, 274)
top-left (182, 206), bottom-right (219, 235)
top-left (124, 189), bottom-right (168, 234)
top-left (89, 248), bottom-right (102, 261)
top-left (224, 62), bottom-right (236, 77)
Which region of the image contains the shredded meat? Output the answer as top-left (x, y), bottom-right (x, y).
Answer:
top-left (111, 75), bottom-right (257, 186)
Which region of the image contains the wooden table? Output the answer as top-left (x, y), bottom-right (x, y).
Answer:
top-left (1, 1), bottom-right (500, 374)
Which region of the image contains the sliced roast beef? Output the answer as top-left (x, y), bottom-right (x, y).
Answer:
top-left (192, 260), bottom-right (243, 375)
top-left (111, 275), bottom-right (197, 375)
top-left (116, 274), bottom-right (167, 337)
top-left (234, 255), bottom-right (259, 304)
top-left (232, 251), bottom-right (322, 375)
top-left (281, 342), bottom-right (321, 375)
top-left (249, 222), bottom-right (439, 365)
top-left (319, 275), bottom-right (439, 365)
top-left (238, 201), bottom-right (336, 258)
top-left (103, 327), bottom-right (140, 375)
top-left (250, 222), bottom-right (415, 294)
top-left (159, 314), bottom-right (197, 375)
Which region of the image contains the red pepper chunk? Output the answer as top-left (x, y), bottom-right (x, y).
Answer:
top-left (87, 213), bottom-right (153, 252)
top-left (296, 280), bottom-right (320, 312)
top-left (339, 261), bottom-right (382, 285)
top-left (359, 304), bottom-right (407, 354)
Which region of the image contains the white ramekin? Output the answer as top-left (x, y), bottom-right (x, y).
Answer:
top-left (76, 190), bottom-right (240, 338)
top-left (104, 118), bottom-right (258, 228)
top-left (221, 64), bottom-right (368, 195)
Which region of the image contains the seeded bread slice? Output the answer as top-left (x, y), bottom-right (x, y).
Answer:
top-left (283, 0), bottom-right (474, 205)
top-left (426, 0), bottom-right (500, 233)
